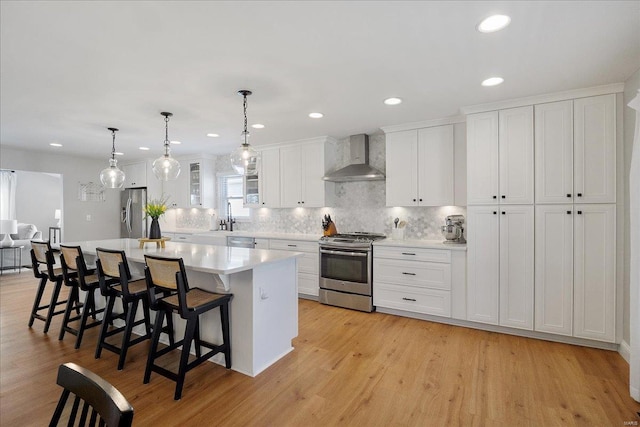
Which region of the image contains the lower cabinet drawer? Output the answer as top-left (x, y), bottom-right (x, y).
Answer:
top-left (298, 272), bottom-right (319, 297)
top-left (374, 282), bottom-right (451, 317)
top-left (374, 259), bottom-right (451, 290)
top-left (298, 252), bottom-right (319, 275)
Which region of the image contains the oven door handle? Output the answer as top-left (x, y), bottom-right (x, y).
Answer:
top-left (319, 249), bottom-right (368, 257)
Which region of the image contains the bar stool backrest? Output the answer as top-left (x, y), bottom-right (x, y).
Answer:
top-left (96, 248), bottom-right (132, 280)
top-left (144, 255), bottom-right (189, 314)
top-left (31, 240), bottom-right (56, 279)
top-left (60, 245), bottom-right (83, 272)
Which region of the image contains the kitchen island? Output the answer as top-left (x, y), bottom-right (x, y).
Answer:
top-left (64, 238), bottom-right (301, 377)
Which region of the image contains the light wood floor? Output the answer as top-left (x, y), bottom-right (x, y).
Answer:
top-left (1, 270), bottom-right (639, 426)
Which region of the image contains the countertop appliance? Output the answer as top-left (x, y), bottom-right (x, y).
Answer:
top-left (318, 232), bottom-right (386, 312)
top-left (120, 188), bottom-right (147, 239)
top-left (227, 235), bottom-right (256, 248)
top-left (441, 214), bottom-right (466, 244)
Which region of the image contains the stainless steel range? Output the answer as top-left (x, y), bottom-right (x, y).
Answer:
top-left (318, 232), bottom-right (386, 312)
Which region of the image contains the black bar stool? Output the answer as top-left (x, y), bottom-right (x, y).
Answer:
top-left (58, 245), bottom-right (104, 349)
top-left (94, 247), bottom-right (153, 370)
top-left (143, 254), bottom-right (233, 400)
top-left (28, 241), bottom-right (69, 333)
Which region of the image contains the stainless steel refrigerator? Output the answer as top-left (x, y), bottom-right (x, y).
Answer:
top-left (120, 188), bottom-right (147, 239)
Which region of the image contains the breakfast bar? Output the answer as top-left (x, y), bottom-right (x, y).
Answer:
top-left (64, 238), bottom-right (301, 377)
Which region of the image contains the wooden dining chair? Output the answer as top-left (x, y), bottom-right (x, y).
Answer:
top-left (143, 254), bottom-right (233, 400)
top-left (50, 362), bottom-right (134, 427)
top-left (28, 241), bottom-right (69, 333)
top-left (94, 247), bottom-right (152, 370)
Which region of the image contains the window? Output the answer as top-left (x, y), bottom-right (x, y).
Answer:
top-left (219, 174), bottom-right (250, 220)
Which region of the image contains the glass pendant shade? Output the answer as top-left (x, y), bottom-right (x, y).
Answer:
top-left (153, 111), bottom-right (181, 181)
top-left (152, 154), bottom-right (181, 181)
top-left (99, 158), bottom-right (126, 188)
top-left (100, 127), bottom-right (125, 189)
top-left (230, 143), bottom-right (259, 175)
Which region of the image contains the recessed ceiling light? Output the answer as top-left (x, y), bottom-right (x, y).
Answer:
top-left (139, 147), bottom-right (150, 151)
top-left (115, 152), bottom-right (124, 156)
top-left (206, 133), bottom-right (219, 138)
top-left (481, 77), bottom-right (504, 87)
top-left (309, 112), bottom-right (324, 119)
top-left (477, 14), bottom-right (511, 33)
top-left (251, 124), bottom-right (265, 129)
top-left (49, 143), bottom-right (62, 147)
top-left (170, 140), bottom-right (181, 145)
top-left (384, 97), bottom-right (402, 106)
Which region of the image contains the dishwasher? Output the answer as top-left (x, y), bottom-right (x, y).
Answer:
top-left (227, 236), bottom-right (256, 248)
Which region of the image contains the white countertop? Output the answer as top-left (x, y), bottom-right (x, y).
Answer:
top-left (63, 238), bottom-right (303, 275)
top-left (373, 239), bottom-right (467, 251)
top-left (190, 230), bottom-right (323, 242)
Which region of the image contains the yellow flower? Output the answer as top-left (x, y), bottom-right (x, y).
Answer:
top-left (144, 196), bottom-right (169, 219)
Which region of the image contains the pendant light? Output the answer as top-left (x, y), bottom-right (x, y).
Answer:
top-left (99, 127), bottom-right (126, 189)
top-left (230, 90), bottom-right (260, 175)
top-left (152, 112), bottom-right (181, 181)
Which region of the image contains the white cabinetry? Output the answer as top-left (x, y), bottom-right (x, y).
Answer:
top-left (163, 157), bottom-right (215, 208)
top-left (534, 204), bottom-right (616, 342)
top-left (535, 94), bottom-right (616, 204)
top-left (259, 148), bottom-right (281, 208)
top-left (373, 246), bottom-right (452, 317)
top-left (467, 205), bottom-right (533, 329)
top-left (385, 125), bottom-right (454, 207)
top-left (269, 239), bottom-right (319, 297)
top-left (122, 162), bottom-right (147, 188)
top-left (467, 106), bottom-right (533, 205)
top-left (280, 141), bottom-right (332, 208)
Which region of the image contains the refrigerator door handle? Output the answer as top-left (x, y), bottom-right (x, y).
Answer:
top-left (126, 197), bottom-right (132, 234)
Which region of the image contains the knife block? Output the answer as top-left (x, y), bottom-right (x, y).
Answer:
top-left (323, 222), bottom-right (337, 236)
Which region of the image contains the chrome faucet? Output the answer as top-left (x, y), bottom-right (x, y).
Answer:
top-left (227, 202), bottom-right (235, 232)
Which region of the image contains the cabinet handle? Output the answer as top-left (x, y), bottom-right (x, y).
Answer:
top-left (301, 201), bottom-right (304, 204)
top-left (402, 297), bottom-right (417, 302)
top-left (493, 211), bottom-right (497, 215)
top-left (577, 210), bottom-right (583, 215)
top-left (419, 198), bottom-right (423, 202)
top-left (501, 195), bottom-right (506, 199)
top-left (402, 272), bottom-right (416, 276)
top-left (401, 252), bottom-right (416, 256)
top-left (577, 193), bottom-right (582, 197)
top-left (567, 194), bottom-right (572, 198)
top-left (567, 210), bottom-right (572, 214)
top-left (262, 202), bottom-right (265, 205)
top-left (501, 211), bottom-right (506, 215)
top-left (287, 244), bottom-right (297, 247)
top-left (492, 195), bottom-right (497, 199)
top-left (297, 201), bottom-right (301, 204)
top-left (412, 198), bottom-right (417, 202)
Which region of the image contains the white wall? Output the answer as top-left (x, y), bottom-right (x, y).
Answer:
top-left (624, 67), bottom-right (640, 345)
top-left (0, 147), bottom-right (120, 242)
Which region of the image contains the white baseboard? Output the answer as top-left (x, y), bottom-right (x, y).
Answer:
top-left (618, 340), bottom-right (631, 363)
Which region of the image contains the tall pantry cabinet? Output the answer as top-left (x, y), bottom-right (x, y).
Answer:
top-left (467, 93), bottom-right (617, 343)
top-left (466, 106), bottom-right (534, 329)
top-left (534, 94), bottom-right (616, 343)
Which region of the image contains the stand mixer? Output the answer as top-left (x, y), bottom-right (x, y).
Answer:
top-left (441, 215), bottom-right (466, 244)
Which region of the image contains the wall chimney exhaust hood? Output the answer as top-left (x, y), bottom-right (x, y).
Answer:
top-left (323, 134), bottom-right (385, 182)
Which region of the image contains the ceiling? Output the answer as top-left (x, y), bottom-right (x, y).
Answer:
top-left (1, 1), bottom-right (639, 162)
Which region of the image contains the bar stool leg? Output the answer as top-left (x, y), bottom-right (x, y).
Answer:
top-left (95, 295), bottom-right (116, 359)
top-left (193, 317), bottom-right (201, 358)
top-left (75, 289), bottom-right (97, 349)
top-left (221, 302), bottom-right (231, 369)
top-left (144, 309), bottom-right (166, 384)
top-left (58, 285), bottom-right (80, 340)
top-left (44, 278), bottom-right (64, 333)
top-left (141, 298), bottom-right (152, 338)
top-left (28, 277), bottom-right (47, 327)
top-left (175, 315), bottom-right (198, 400)
top-left (117, 300), bottom-right (139, 370)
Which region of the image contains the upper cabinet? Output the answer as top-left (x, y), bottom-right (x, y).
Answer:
top-left (244, 147), bottom-right (280, 208)
top-left (536, 94), bottom-right (616, 204)
top-left (386, 125), bottom-right (454, 207)
top-left (163, 156), bottom-right (215, 208)
top-left (467, 106), bottom-right (533, 205)
top-left (122, 162), bottom-right (147, 188)
top-left (280, 139), bottom-right (334, 208)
